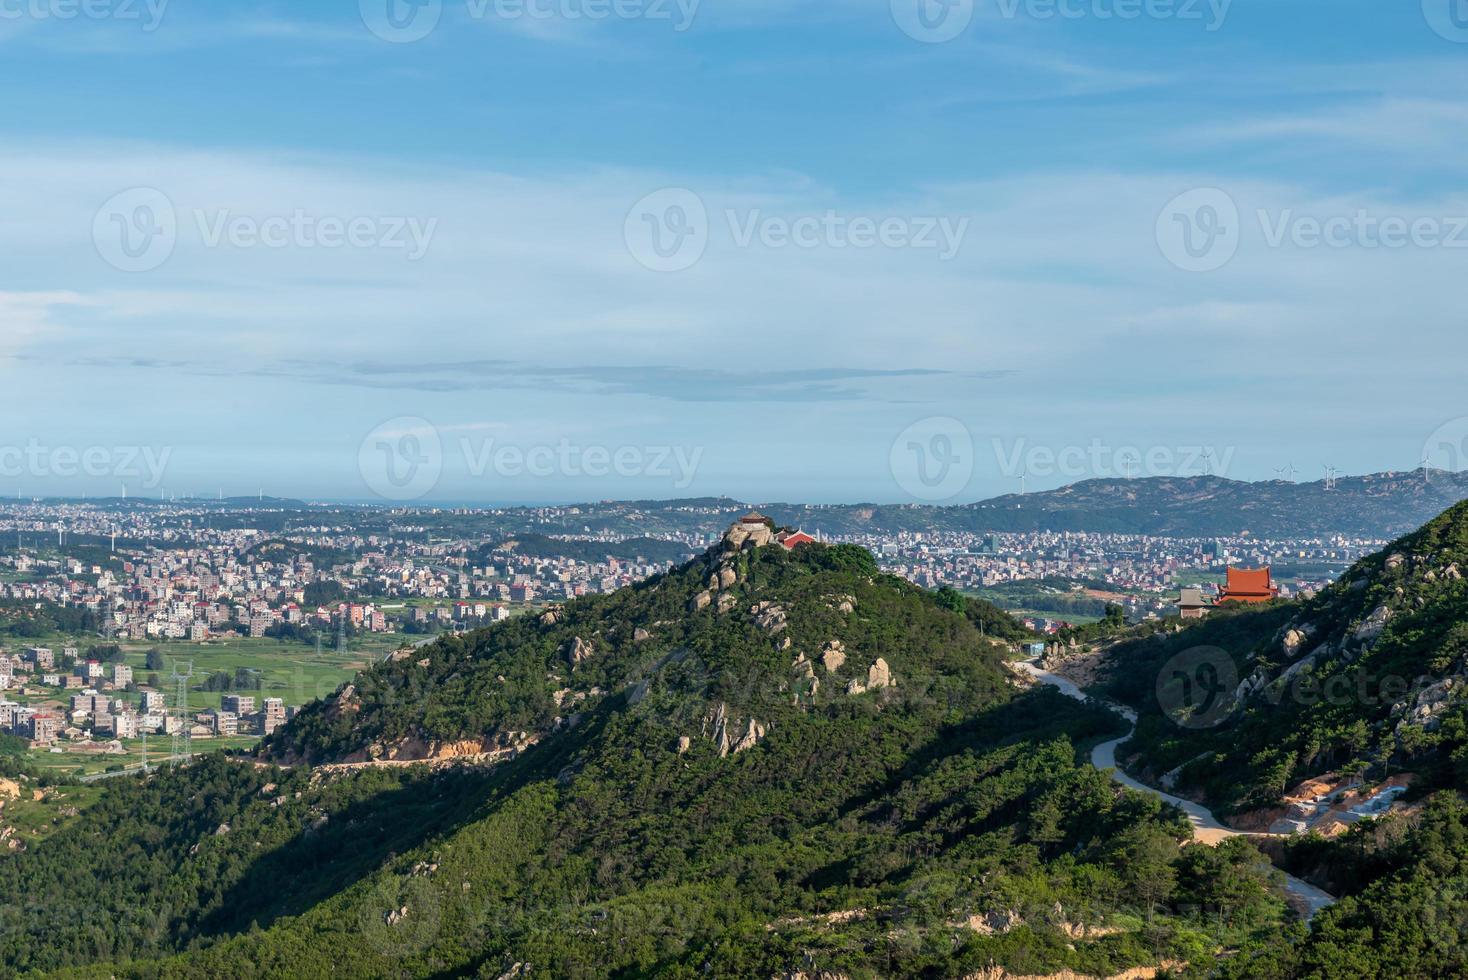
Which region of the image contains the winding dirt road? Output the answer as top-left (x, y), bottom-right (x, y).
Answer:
top-left (1016, 660), bottom-right (1336, 919)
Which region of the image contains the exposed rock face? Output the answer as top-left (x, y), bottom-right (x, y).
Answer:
top-left (821, 640), bottom-right (847, 673)
top-left (539, 610), bottom-right (559, 627)
top-left (723, 520), bottom-right (775, 552)
top-left (565, 636), bottom-right (595, 668)
top-left (343, 730), bottom-right (540, 766)
top-left (962, 909), bottom-right (1022, 935)
top-left (1397, 678), bottom-right (1461, 732)
top-left (846, 658), bottom-right (895, 697)
top-left (867, 658), bottom-right (894, 690)
top-left (706, 702), bottom-right (767, 758)
top-left (325, 684), bottom-right (360, 721)
top-left (690, 591), bottom-right (712, 613)
top-left (717, 566), bottom-right (738, 589)
top-left (1282, 625), bottom-right (1314, 658)
top-left (676, 735), bottom-right (692, 754)
top-left (717, 593), bottom-right (738, 613)
top-left (1353, 604), bottom-right (1393, 644)
top-left (633, 627), bottom-right (651, 643)
top-left (752, 601), bottom-right (788, 634)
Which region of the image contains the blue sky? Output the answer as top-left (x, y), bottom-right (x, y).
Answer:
top-left (3, 0), bottom-right (1467, 505)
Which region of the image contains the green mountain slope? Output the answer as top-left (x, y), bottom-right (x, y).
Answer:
top-left (2, 531), bottom-right (1296, 979)
top-left (1106, 499), bottom-right (1468, 813)
top-left (1091, 501), bottom-right (1468, 978)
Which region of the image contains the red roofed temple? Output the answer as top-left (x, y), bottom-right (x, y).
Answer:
top-left (1215, 567), bottom-right (1279, 605)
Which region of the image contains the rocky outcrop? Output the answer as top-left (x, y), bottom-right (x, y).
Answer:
top-left (821, 640), bottom-right (847, 673)
top-left (705, 702), bottom-right (767, 758)
top-left (1352, 604), bottom-right (1393, 644)
top-left (846, 658), bottom-right (895, 697)
top-left (325, 684), bottom-right (360, 721)
top-left (690, 591), bottom-right (712, 613)
top-left (708, 566), bottom-right (738, 590)
top-left (723, 520), bottom-right (775, 552)
top-left (340, 729), bottom-right (540, 767)
top-left (1281, 625), bottom-right (1314, 658)
top-left (868, 658), bottom-right (894, 689)
top-left (1396, 677), bottom-right (1462, 732)
top-left (752, 601), bottom-right (788, 634)
top-left (565, 636), bottom-right (595, 668)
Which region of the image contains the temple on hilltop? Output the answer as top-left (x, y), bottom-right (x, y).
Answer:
top-left (1176, 586), bottom-right (1211, 619)
top-left (1215, 567), bottom-right (1279, 605)
top-left (728, 511), bottom-right (817, 551)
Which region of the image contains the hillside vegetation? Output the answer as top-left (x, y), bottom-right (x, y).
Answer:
top-left (2, 533), bottom-right (1295, 978)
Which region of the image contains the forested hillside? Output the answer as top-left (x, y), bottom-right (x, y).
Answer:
top-left (1093, 501), bottom-right (1468, 977)
top-left (2, 530), bottom-right (1296, 978)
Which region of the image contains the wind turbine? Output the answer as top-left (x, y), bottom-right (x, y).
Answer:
top-left (1282, 462), bottom-right (1299, 483)
top-left (1421, 457), bottom-right (1432, 484)
top-left (1323, 465), bottom-right (1338, 491)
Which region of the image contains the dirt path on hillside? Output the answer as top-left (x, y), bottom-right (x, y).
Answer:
top-left (1013, 660), bottom-right (1336, 919)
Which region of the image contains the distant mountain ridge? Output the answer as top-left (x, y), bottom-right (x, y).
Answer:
top-left (654, 471), bottom-right (1468, 540)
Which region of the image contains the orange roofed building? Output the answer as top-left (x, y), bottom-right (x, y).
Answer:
top-left (1215, 567), bottom-right (1279, 605)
